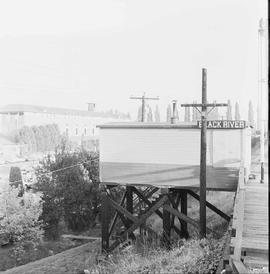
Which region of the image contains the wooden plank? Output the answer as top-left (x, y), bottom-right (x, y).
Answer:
top-left (162, 195), bottom-right (171, 248)
top-left (126, 186), bottom-right (133, 228)
top-left (232, 185), bottom-right (245, 260)
top-left (230, 258), bottom-right (249, 274)
top-left (101, 191), bottom-right (110, 253)
top-left (180, 190), bottom-right (189, 238)
top-left (243, 256), bottom-right (269, 268)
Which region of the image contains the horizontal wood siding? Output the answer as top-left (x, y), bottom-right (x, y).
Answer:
top-left (212, 130), bottom-right (242, 167)
top-left (100, 128), bottom-right (214, 165)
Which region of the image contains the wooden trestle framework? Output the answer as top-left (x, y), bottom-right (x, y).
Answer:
top-left (101, 184), bottom-right (230, 253)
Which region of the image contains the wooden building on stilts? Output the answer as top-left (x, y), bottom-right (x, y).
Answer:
top-left (98, 120), bottom-right (251, 253)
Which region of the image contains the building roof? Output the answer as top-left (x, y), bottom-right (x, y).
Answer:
top-left (98, 121), bottom-right (250, 129)
top-left (0, 104), bottom-right (128, 119)
top-left (98, 122), bottom-right (198, 129)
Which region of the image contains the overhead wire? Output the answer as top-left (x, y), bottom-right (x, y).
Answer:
top-left (6, 157), bottom-right (99, 185)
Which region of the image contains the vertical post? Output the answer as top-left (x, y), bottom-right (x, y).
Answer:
top-left (180, 190), bottom-right (189, 238)
top-left (126, 186), bottom-right (133, 227)
top-left (162, 190), bottom-right (171, 248)
top-left (101, 188), bottom-right (110, 253)
top-left (141, 95), bottom-right (145, 122)
top-left (200, 68), bottom-right (207, 238)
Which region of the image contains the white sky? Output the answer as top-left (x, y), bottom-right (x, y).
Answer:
top-left (0, 0), bottom-right (267, 120)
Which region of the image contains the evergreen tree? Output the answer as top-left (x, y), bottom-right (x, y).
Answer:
top-left (184, 106), bottom-right (191, 122)
top-left (137, 106), bottom-right (142, 122)
top-left (175, 105), bottom-right (179, 120)
top-left (154, 105), bottom-right (160, 122)
top-left (166, 104), bottom-right (172, 123)
top-left (248, 100), bottom-right (255, 127)
top-left (147, 105), bottom-right (153, 122)
top-left (226, 100), bottom-right (232, 120)
top-left (235, 102), bottom-right (240, 120)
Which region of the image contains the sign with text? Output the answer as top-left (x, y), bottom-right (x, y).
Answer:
top-left (197, 120), bottom-right (246, 129)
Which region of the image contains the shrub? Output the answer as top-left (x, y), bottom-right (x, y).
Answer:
top-left (34, 149), bottom-right (100, 239)
top-left (9, 166), bottom-right (24, 196)
top-left (0, 186), bottom-right (43, 260)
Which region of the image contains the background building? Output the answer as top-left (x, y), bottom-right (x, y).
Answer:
top-left (0, 104), bottom-right (130, 143)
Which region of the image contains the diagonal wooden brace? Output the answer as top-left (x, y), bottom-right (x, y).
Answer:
top-left (133, 188), bottom-right (182, 236)
top-left (163, 204), bottom-right (219, 237)
top-left (187, 190), bottom-right (230, 221)
top-left (108, 195), bottom-right (168, 252)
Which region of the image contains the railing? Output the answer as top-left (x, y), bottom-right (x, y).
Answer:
top-left (228, 167), bottom-right (248, 273)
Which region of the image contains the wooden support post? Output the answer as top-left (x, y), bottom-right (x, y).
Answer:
top-left (180, 190), bottom-right (189, 238)
top-left (126, 186), bottom-right (133, 227)
top-left (109, 191), bottom-right (126, 237)
top-left (101, 189), bottom-right (110, 253)
top-left (162, 192), bottom-right (171, 248)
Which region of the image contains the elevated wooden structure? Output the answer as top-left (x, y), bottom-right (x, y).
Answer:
top-left (98, 122), bottom-right (252, 252)
top-left (229, 169), bottom-right (268, 273)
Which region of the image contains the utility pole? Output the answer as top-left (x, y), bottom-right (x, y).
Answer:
top-left (258, 18), bottom-right (267, 183)
top-left (181, 68), bottom-right (227, 238)
top-left (130, 93), bottom-right (159, 122)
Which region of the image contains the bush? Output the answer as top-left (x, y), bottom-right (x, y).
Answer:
top-left (0, 187), bottom-right (43, 260)
top-left (9, 166), bottom-right (24, 196)
top-left (34, 149), bottom-right (100, 240)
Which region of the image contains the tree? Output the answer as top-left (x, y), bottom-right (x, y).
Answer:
top-left (14, 124), bottom-right (62, 153)
top-left (226, 100), bottom-right (232, 120)
top-left (34, 149), bottom-right (100, 239)
top-left (248, 100), bottom-right (255, 127)
top-left (184, 106), bottom-right (191, 122)
top-left (175, 105), bottom-right (179, 120)
top-left (137, 106), bottom-right (142, 122)
top-left (166, 104), bottom-right (172, 123)
top-left (9, 166), bottom-right (24, 196)
top-left (147, 105), bottom-right (153, 122)
top-left (154, 105), bottom-right (160, 123)
top-left (235, 102), bottom-right (240, 120)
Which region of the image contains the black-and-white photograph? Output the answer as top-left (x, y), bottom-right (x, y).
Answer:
top-left (0, 1), bottom-right (268, 273)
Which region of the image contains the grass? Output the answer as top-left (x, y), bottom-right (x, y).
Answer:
top-left (92, 236), bottom-right (227, 274)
